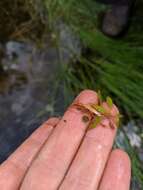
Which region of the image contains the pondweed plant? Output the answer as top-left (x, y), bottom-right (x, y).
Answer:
top-left (44, 0), bottom-right (143, 189)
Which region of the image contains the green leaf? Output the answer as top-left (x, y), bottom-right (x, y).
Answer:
top-left (90, 116), bottom-right (101, 128)
top-left (116, 113), bottom-right (123, 127)
top-left (92, 105), bottom-right (106, 114)
top-left (106, 96), bottom-right (113, 108)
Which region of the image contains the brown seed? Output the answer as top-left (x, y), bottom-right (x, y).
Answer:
top-left (63, 120), bottom-right (67, 123)
top-left (82, 115), bottom-right (90, 123)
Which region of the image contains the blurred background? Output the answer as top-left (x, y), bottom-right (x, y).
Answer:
top-left (0, 0), bottom-right (143, 189)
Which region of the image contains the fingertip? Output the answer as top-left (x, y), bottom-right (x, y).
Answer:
top-left (99, 148), bottom-right (131, 190)
top-left (75, 89), bottom-right (98, 105)
top-left (111, 149), bottom-right (131, 170)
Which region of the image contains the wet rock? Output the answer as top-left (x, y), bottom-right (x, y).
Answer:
top-left (123, 121), bottom-right (142, 148)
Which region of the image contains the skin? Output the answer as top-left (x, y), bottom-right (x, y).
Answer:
top-left (0, 90), bottom-right (131, 190)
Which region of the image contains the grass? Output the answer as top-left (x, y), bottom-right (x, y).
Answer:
top-left (45, 0), bottom-right (143, 119)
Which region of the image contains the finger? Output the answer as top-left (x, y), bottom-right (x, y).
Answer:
top-left (20, 90), bottom-right (98, 190)
top-left (59, 103), bottom-right (119, 190)
top-left (99, 149), bottom-right (131, 190)
top-left (0, 117), bottom-right (60, 190)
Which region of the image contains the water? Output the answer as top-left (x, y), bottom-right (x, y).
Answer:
top-left (0, 40), bottom-right (63, 162)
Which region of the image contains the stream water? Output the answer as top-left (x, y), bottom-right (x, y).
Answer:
top-left (0, 39), bottom-right (64, 162)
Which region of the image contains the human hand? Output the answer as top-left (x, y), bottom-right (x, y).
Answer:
top-left (0, 90), bottom-right (131, 190)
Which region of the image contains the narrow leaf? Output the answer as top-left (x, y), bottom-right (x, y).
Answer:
top-left (106, 96), bottom-right (113, 108)
top-left (90, 116), bottom-right (101, 129)
top-left (98, 90), bottom-right (102, 104)
top-left (92, 105), bottom-right (106, 114)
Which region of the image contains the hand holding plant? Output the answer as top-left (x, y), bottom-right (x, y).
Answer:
top-left (0, 90), bottom-right (131, 190)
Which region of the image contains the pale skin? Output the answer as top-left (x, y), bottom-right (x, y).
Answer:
top-left (0, 90), bottom-right (131, 190)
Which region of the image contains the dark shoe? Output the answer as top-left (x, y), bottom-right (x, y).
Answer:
top-left (101, 5), bottom-right (131, 37)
